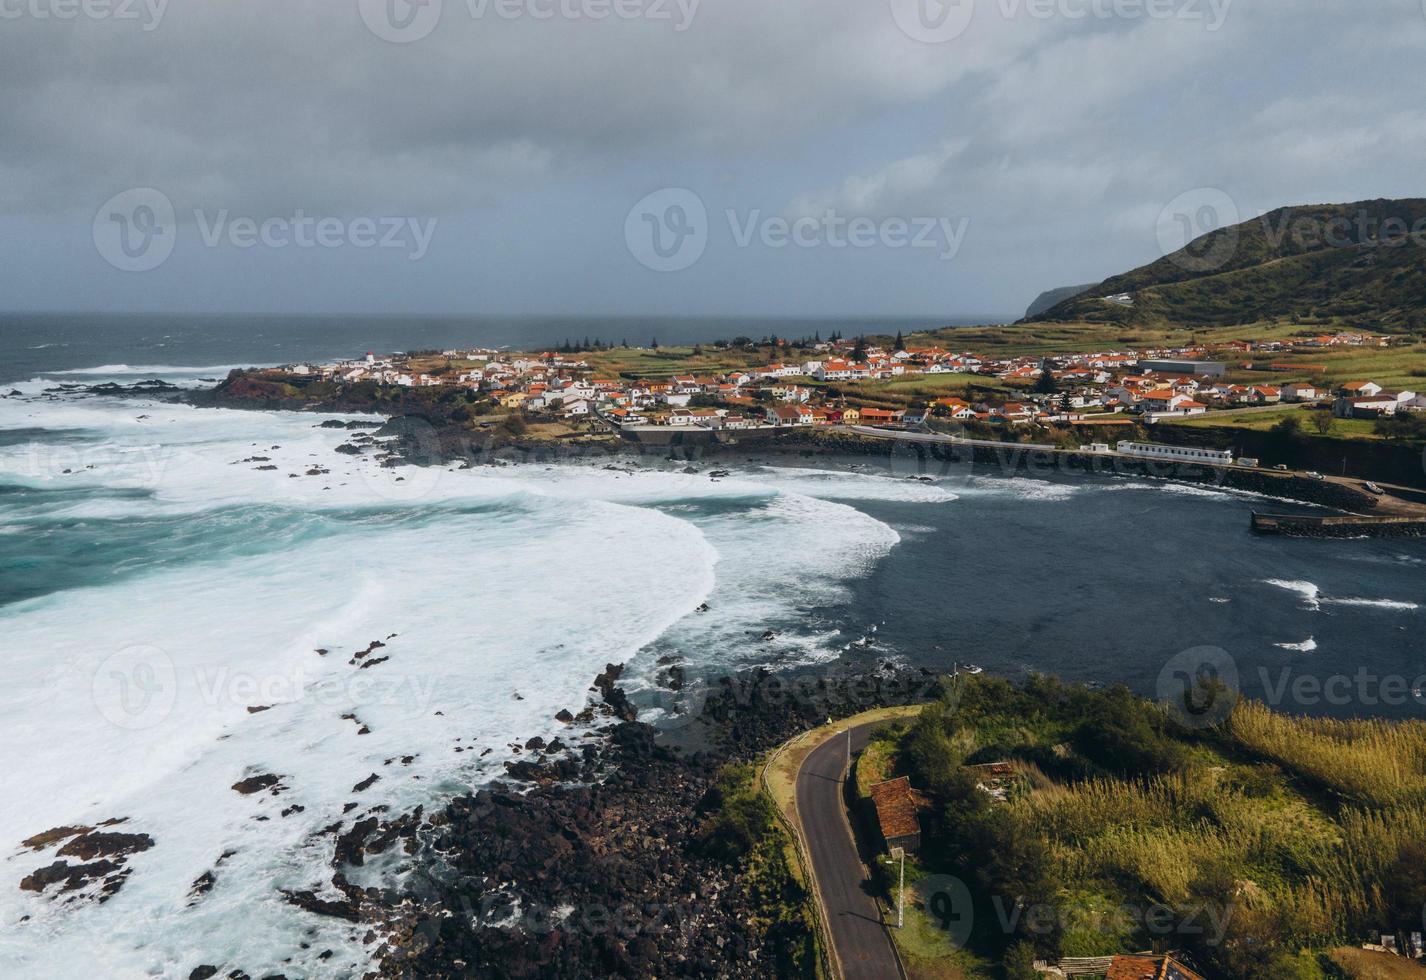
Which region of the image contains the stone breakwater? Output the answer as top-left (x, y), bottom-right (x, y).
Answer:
top-left (1251, 512), bottom-right (1426, 539)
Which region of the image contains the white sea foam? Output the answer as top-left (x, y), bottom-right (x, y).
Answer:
top-left (1261, 579), bottom-right (1418, 613)
top-left (0, 496), bottom-right (717, 978)
top-left (1274, 637), bottom-right (1318, 652)
top-left (736, 465), bottom-right (958, 504)
top-left (956, 475), bottom-right (1078, 501)
top-left (0, 383), bottom-right (938, 977)
top-left (1263, 578), bottom-right (1323, 610)
top-left (44, 363), bottom-right (251, 378)
top-left (1324, 597), bottom-right (1420, 611)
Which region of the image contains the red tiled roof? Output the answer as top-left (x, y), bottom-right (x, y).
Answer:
top-left (1106, 955), bottom-right (1204, 980)
top-left (870, 777), bottom-right (925, 840)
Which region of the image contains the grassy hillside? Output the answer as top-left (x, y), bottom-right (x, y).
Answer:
top-left (869, 675), bottom-right (1426, 979)
top-left (1031, 199), bottom-right (1426, 332)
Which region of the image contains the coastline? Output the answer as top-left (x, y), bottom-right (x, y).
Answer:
top-left (292, 663), bottom-right (934, 979)
top-left (167, 372), bottom-right (1391, 520)
top-left (52, 373), bottom-right (1422, 535)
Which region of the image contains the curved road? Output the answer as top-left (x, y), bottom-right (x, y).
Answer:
top-left (795, 722), bottom-right (903, 980)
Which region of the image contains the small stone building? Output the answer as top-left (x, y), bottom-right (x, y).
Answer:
top-left (869, 776), bottom-right (927, 855)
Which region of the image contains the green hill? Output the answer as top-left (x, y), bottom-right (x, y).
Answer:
top-left (1024, 282), bottom-right (1097, 319)
top-left (1028, 199), bottom-right (1426, 332)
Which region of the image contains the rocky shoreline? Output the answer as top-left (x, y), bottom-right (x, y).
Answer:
top-left (42, 374), bottom-right (1390, 520)
top-left (191, 663), bottom-right (936, 980)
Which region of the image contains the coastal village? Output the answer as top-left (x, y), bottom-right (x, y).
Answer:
top-left (279, 328), bottom-right (1421, 434)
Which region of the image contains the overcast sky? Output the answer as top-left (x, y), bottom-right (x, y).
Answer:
top-left (1, 0), bottom-right (1424, 320)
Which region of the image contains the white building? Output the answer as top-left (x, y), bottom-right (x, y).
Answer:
top-left (1116, 441), bottom-right (1233, 465)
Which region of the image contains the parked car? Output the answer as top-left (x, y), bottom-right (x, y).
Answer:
top-left (1273, 464), bottom-right (1289, 471)
top-left (1364, 482), bottom-right (1385, 495)
top-left (1305, 471), bottom-right (1325, 480)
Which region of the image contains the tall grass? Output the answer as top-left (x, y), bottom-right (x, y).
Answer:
top-left (1228, 701), bottom-right (1426, 807)
top-left (975, 703), bottom-right (1426, 949)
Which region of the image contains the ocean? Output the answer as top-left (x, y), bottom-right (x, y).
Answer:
top-left (0, 312), bottom-right (976, 387)
top-left (0, 316), bottom-right (1423, 977)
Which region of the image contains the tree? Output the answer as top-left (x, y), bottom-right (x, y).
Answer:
top-left (1375, 412), bottom-right (1426, 441)
top-left (894, 330), bottom-right (905, 351)
top-left (500, 412), bottom-right (527, 437)
top-left (1004, 942), bottom-right (1040, 980)
top-left (851, 336), bottom-right (868, 361)
top-left (650, 337), bottom-right (659, 349)
top-left (1033, 368), bottom-right (1059, 395)
top-left (1308, 407), bottom-right (1334, 435)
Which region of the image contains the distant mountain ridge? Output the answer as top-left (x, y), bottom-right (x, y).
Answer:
top-left (1025, 198), bottom-right (1426, 332)
top-left (1024, 283), bottom-right (1097, 319)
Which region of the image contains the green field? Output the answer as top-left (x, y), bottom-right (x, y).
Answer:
top-left (1163, 405), bottom-right (1384, 439)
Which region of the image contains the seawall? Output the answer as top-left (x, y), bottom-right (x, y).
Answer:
top-left (1251, 512), bottom-right (1426, 539)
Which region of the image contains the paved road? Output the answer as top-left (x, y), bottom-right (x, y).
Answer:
top-left (796, 723), bottom-right (902, 980)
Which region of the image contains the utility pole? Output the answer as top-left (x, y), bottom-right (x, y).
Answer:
top-left (885, 848), bottom-right (905, 927)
